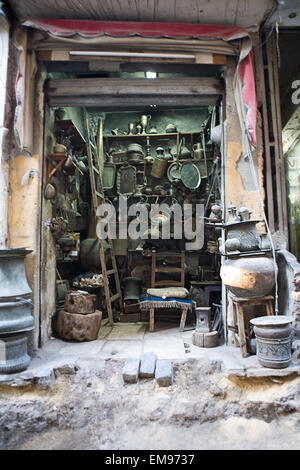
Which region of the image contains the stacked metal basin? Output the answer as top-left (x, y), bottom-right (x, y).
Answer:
top-left (0, 249), bottom-right (34, 373)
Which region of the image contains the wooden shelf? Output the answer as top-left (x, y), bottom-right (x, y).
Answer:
top-left (104, 131), bottom-right (202, 140)
top-left (106, 194), bottom-right (173, 198)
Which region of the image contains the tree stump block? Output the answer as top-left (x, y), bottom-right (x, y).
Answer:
top-left (64, 291), bottom-right (97, 314)
top-left (192, 330), bottom-right (219, 348)
top-left (56, 309), bottom-right (102, 342)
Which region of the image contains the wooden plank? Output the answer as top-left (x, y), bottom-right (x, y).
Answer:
top-left (213, 54), bottom-right (227, 65)
top-left (266, 37), bottom-right (283, 234)
top-left (106, 269), bottom-right (116, 276)
top-left (48, 95), bottom-right (220, 108)
top-left (149, 308), bottom-right (155, 332)
top-left (154, 267), bottom-right (183, 272)
top-left (110, 293), bottom-right (121, 303)
top-left (37, 50), bottom-right (69, 61)
top-left (46, 77), bottom-right (223, 96)
top-left (236, 303), bottom-right (248, 358)
top-left (254, 40), bottom-right (275, 232)
top-left (270, 34), bottom-right (289, 242)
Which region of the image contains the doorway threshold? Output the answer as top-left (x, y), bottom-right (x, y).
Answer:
top-left (0, 320), bottom-right (299, 388)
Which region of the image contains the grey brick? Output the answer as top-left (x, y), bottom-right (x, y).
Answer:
top-left (122, 358), bottom-right (140, 384)
top-left (139, 352), bottom-right (157, 378)
top-left (155, 359), bottom-right (173, 387)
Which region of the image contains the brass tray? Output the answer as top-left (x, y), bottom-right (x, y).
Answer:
top-left (117, 164), bottom-right (136, 196)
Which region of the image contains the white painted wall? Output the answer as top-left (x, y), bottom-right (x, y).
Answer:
top-left (0, 13), bottom-right (9, 248)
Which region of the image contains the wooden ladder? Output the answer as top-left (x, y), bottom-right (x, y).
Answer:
top-left (84, 116), bottom-right (123, 325)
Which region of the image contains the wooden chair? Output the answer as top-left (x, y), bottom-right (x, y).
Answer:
top-left (151, 251), bottom-right (185, 288)
top-left (147, 251), bottom-right (189, 332)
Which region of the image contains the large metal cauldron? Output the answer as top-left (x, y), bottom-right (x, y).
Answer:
top-left (0, 249), bottom-right (34, 373)
top-left (220, 255), bottom-right (275, 298)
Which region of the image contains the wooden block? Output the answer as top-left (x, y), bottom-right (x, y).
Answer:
top-left (155, 360), bottom-right (173, 387)
top-left (192, 330), bottom-right (219, 348)
top-left (64, 292), bottom-right (96, 314)
top-left (122, 358), bottom-right (140, 384)
top-left (139, 352), bottom-right (157, 378)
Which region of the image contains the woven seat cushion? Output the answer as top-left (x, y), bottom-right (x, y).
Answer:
top-left (147, 287), bottom-right (189, 299)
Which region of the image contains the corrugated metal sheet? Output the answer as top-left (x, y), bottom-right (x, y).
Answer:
top-left (8, 0), bottom-right (275, 29)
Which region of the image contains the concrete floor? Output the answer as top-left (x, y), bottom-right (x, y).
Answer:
top-left (13, 319), bottom-right (298, 382)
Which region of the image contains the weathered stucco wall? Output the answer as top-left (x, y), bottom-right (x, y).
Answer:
top-left (6, 28), bottom-right (45, 351)
top-left (0, 14), bottom-right (10, 248)
top-left (224, 55), bottom-right (265, 345)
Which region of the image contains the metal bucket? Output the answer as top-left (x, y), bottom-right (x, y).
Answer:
top-left (122, 277), bottom-right (141, 301)
top-left (151, 157), bottom-right (167, 178)
top-left (250, 316), bottom-right (293, 368)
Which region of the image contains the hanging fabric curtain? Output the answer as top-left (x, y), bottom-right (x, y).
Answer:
top-left (21, 19), bottom-right (257, 147)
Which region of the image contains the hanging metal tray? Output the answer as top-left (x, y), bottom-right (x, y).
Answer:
top-left (117, 164), bottom-right (136, 196)
top-left (103, 163), bottom-right (116, 191)
top-left (180, 161), bottom-right (201, 189)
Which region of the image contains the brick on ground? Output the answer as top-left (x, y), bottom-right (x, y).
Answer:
top-left (122, 358), bottom-right (140, 384)
top-left (139, 352), bottom-right (157, 378)
top-left (155, 359), bottom-right (173, 387)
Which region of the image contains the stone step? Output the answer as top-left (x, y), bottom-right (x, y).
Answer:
top-left (139, 352), bottom-right (157, 378)
top-left (155, 359), bottom-right (173, 387)
top-left (122, 358), bottom-right (140, 384)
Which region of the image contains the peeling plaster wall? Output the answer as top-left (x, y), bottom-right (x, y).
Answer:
top-left (6, 27), bottom-right (45, 352)
top-left (40, 106), bottom-right (56, 346)
top-left (224, 57), bottom-right (265, 224)
top-left (0, 15), bottom-right (9, 248)
top-left (224, 56), bottom-right (266, 345)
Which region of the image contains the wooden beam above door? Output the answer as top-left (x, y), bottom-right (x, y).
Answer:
top-left (37, 50), bottom-right (226, 65)
top-left (46, 77), bottom-right (224, 108)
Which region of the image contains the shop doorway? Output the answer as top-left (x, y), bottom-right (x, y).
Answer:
top-left (41, 72), bottom-right (224, 344)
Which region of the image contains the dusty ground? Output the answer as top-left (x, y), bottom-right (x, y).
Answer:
top-left (1, 357), bottom-right (300, 450)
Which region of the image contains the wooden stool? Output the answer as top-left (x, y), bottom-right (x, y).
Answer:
top-left (229, 294), bottom-right (274, 357)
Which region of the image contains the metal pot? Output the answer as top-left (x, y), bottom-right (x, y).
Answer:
top-left (250, 316), bottom-right (293, 368)
top-left (220, 255), bottom-right (276, 298)
top-left (80, 238), bottom-right (110, 270)
top-left (0, 248), bottom-right (34, 373)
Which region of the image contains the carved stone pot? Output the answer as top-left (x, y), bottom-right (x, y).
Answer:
top-left (250, 316), bottom-right (293, 368)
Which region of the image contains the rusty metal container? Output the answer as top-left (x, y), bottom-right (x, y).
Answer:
top-left (151, 157), bottom-right (167, 178)
top-left (0, 248), bottom-right (34, 373)
top-left (250, 316), bottom-right (293, 368)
